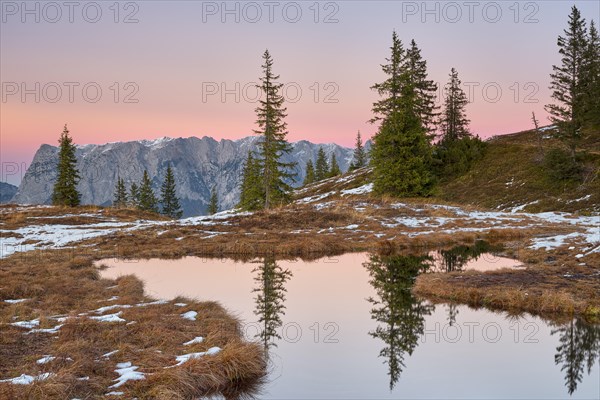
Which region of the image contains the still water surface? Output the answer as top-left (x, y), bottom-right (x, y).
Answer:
top-left (99, 247), bottom-right (599, 399)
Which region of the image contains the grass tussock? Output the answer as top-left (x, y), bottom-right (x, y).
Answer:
top-left (0, 246), bottom-right (267, 399)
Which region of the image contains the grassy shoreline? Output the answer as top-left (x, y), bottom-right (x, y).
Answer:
top-left (1, 199), bottom-right (599, 396)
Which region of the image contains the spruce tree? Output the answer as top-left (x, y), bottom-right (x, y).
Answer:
top-left (349, 131), bottom-right (367, 171)
top-left (315, 147), bottom-right (328, 181)
top-left (254, 50), bottom-right (296, 209)
top-left (370, 32), bottom-right (435, 196)
top-left (238, 151), bottom-right (264, 211)
top-left (52, 124), bottom-right (81, 206)
top-left (208, 186), bottom-right (219, 215)
top-left (328, 154), bottom-right (341, 177)
top-left (160, 165), bottom-right (182, 218)
top-left (303, 159), bottom-right (316, 185)
top-left (545, 5), bottom-right (589, 159)
top-left (370, 31), bottom-right (405, 124)
top-left (113, 177), bottom-right (128, 208)
top-left (582, 20), bottom-right (600, 132)
top-left (439, 68), bottom-right (471, 143)
top-left (138, 170), bottom-right (159, 213)
top-left (129, 182), bottom-right (140, 208)
top-left (406, 39), bottom-right (439, 136)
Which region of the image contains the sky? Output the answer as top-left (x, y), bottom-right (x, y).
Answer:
top-left (1, 0), bottom-right (599, 185)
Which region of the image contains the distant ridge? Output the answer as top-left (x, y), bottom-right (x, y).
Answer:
top-left (13, 136), bottom-right (368, 217)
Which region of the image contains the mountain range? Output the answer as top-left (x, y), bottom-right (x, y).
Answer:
top-left (12, 136), bottom-right (367, 216)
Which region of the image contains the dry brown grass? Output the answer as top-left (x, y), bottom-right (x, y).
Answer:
top-left (0, 245), bottom-right (266, 399)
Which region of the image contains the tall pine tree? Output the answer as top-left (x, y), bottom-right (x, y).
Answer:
top-left (160, 165), bottom-right (182, 218)
top-left (113, 177), bottom-right (128, 208)
top-left (208, 186), bottom-right (219, 215)
top-left (581, 20), bottom-right (600, 132)
top-left (138, 170), bottom-right (159, 213)
top-left (349, 131), bottom-right (367, 171)
top-left (370, 32), bottom-right (435, 196)
top-left (315, 147), bottom-right (328, 181)
top-left (52, 124), bottom-right (81, 207)
top-left (406, 39), bottom-right (439, 137)
top-left (545, 6), bottom-right (589, 159)
top-left (254, 50), bottom-right (296, 209)
top-left (303, 159), bottom-right (316, 185)
top-left (439, 68), bottom-right (471, 143)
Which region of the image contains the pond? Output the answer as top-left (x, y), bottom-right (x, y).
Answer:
top-left (98, 244), bottom-right (599, 399)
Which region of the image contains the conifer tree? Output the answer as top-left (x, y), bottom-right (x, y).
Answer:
top-left (113, 177), bottom-right (128, 208)
top-left (160, 165), bottom-right (182, 218)
top-left (208, 186), bottom-right (219, 215)
top-left (138, 170), bottom-right (159, 213)
top-left (581, 20), bottom-right (600, 131)
top-left (349, 131), bottom-right (367, 171)
top-left (406, 39), bottom-right (439, 136)
top-left (254, 50), bottom-right (296, 209)
top-left (545, 6), bottom-right (589, 159)
top-left (315, 147), bottom-right (328, 181)
top-left (238, 152), bottom-right (264, 211)
top-left (370, 32), bottom-right (435, 196)
top-left (129, 182), bottom-right (140, 208)
top-left (52, 124), bottom-right (81, 206)
top-left (303, 159), bottom-right (316, 185)
top-left (328, 154), bottom-right (341, 177)
top-left (439, 68), bottom-right (471, 143)
top-left (370, 31), bottom-right (405, 124)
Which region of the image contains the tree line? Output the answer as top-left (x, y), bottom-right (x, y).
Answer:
top-left (52, 6), bottom-right (598, 214)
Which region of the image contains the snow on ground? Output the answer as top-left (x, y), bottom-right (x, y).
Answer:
top-left (11, 318), bottom-right (40, 329)
top-left (4, 299), bottom-right (29, 304)
top-left (109, 362), bottom-right (145, 388)
top-left (181, 311), bottom-right (197, 321)
top-left (36, 355), bottom-right (55, 365)
top-left (169, 347), bottom-right (222, 367)
top-left (0, 373), bottom-right (54, 385)
top-left (340, 183), bottom-right (373, 196)
top-left (183, 336), bottom-right (204, 345)
top-left (89, 312), bottom-right (126, 323)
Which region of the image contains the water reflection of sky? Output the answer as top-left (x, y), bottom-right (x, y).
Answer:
top-left (98, 253), bottom-right (599, 399)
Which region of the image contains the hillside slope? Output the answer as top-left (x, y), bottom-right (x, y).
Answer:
top-left (298, 128), bottom-right (599, 213)
top-left (439, 129), bottom-right (600, 213)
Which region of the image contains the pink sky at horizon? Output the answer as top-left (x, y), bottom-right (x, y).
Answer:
top-left (2, 1), bottom-right (599, 185)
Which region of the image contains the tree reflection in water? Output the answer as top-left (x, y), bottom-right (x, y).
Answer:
top-left (552, 318), bottom-right (600, 395)
top-left (252, 256), bottom-right (293, 356)
top-left (364, 253), bottom-right (434, 390)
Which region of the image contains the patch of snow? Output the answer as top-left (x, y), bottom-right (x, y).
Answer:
top-left (511, 200), bottom-right (540, 213)
top-left (109, 362), bottom-right (145, 388)
top-left (344, 224), bottom-right (360, 230)
top-left (183, 336), bottom-right (204, 346)
top-left (90, 312), bottom-right (125, 323)
top-left (0, 373), bottom-right (54, 385)
top-left (102, 350), bottom-right (119, 358)
top-left (169, 347), bottom-right (222, 367)
top-left (4, 298), bottom-right (29, 304)
top-left (181, 311), bottom-right (197, 321)
top-left (11, 318), bottom-right (40, 329)
top-left (174, 303), bottom-right (187, 307)
top-left (106, 391), bottom-right (125, 396)
top-left (340, 183), bottom-right (373, 196)
top-left (28, 324), bottom-right (63, 334)
top-left (36, 355), bottom-right (56, 365)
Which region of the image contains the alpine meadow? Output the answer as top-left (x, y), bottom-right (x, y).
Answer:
top-left (1, 2), bottom-right (599, 399)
